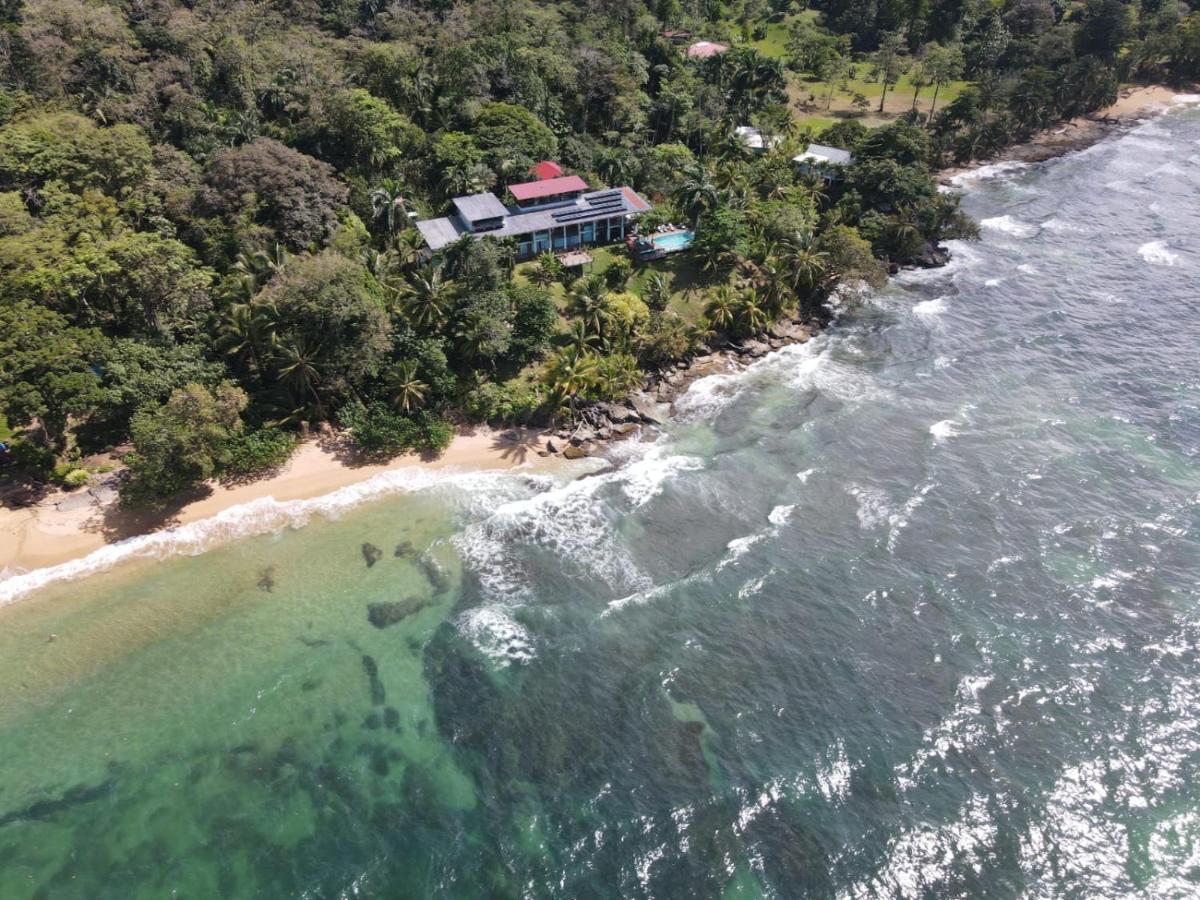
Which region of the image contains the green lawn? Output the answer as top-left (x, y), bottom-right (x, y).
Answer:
top-left (791, 69), bottom-right (970, 123)
top-left (0, 416), bottom-right (12, 443)
top-left (749, 11), bottom-right (818, 59)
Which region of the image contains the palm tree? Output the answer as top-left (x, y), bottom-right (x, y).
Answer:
top-left (400, 269), bottom-right (448, 329)
top-left (778, 231), bottom-right (831, 299)
top-left (567, 274), bottom-right (609, 342)
top-left (565, 319), bottom-right (601, 352)
top-left (544, 346), bottom-right (598, 418)
top-left (703, 286), bottom-right (739, 334)
top-left (643, 272), bottom-right (672, 311)
top-left (370, 179), bottom-right (409, 237)
top-left (674, 164), bottom-right (719, 226)
top-left (392, 229), bottom-right (426, 271)
top-left (233, 243), bottom-right (290, 294)
top-left (752, 254), bottom-right (791, 314)
top-left (887, 207), bottom-right (924, 257)
top-left (529, 251), bottom-right (565, 287)
top-left (388, 360), bottom-right (427, 414)
top-left (595, 147), bottom-right (637, 186)
top-left (216, 302), bottom-right (278, 384)
top-left (735, 289), bottom-right (768, 336)
top-left (274, 339), bottom-right (326, 420)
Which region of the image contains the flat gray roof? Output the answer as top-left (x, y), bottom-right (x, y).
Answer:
top-left (452, 193), bottom-right (508, 223)
top-left (417, 187), bottom-right (652, 252)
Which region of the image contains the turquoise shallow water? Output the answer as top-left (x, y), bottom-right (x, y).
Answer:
top-left (2, 105), bottom-right (1200, 897)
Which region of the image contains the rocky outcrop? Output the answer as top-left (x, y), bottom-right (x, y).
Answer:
top-left (542, 314), bottom-right (823, 459)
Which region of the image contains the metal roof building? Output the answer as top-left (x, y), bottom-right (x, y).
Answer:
top-left (416, 186), bottom-right (652, 259)
top-left (793, 143), bottom-right (855, 166)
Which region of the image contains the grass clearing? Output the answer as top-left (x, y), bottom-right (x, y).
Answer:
top-left (749, 11), bottom-right (818, 59)
top-left (790, 70), bottom-right (971, 126)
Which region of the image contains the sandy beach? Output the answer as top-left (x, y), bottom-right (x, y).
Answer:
top-left (0, 427), bottom-right (553, 582)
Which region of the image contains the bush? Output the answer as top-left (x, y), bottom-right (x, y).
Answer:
top-left (464, 382), bottom-right (545, 424)
top-left (222, 428), bottom-right (298, 481)
top-left (62, 468), bottom-right (90, 489)
top-left (339, 401), bottom-right (456, 458)
top-left (604, 257), bottom-right (633, 289)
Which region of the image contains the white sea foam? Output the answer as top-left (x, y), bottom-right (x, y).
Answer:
top-left (1138, 240), bottom-right (1179, 266)
top-left (1017, 263), bottom-right (1039, 274)
top-left (717, 532), bottom-right (768, 571)
top-left (1041, 217), bottom-right (1085, 234)
top-left (948, 160), bottom-right (1029, 187)
top-left (848, 482), bottom-right (936, 551)
top-left (796, 468), bottom-right (817, 483)
top-left (0, 465), bottom-right (519, 606)
top-left (456, 605), bottom-right (536, 666)
top-left (768, 504), bottom-right (795, 525)
top-left (929, 419), bottom-right (960, 444)
top-left (738, 572), bottom-right (769, 599)
top-left (671, 371), bottom-right (744, 420)
top-left (980, 215), bottom-right (1038, 238)
top-left (912, 296), bottom-right (948, 317)
top-left (983, 277), bottom-right (1004, 287)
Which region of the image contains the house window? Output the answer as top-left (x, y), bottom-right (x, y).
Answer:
top-left (582, 222), bottom-right (595, 243)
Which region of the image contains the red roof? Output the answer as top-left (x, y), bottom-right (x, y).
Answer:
top-left (531, 160), bottom-right (563, 180)
top-left (509, 175), bottom-right (588, 202)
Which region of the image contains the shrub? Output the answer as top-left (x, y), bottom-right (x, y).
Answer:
top-left (339, 402), bottom-right (455, 458)
top-left (464, 382), bottom-right (545, 424)
top-left (222, 428), bottom-right (298, 481)
top-left (62, 468), bottom-right (90, 489)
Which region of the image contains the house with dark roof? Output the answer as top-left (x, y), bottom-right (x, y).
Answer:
top-left (416, 174), bottom-right (652, 260)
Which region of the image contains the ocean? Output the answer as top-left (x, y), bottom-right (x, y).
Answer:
top-left (1, 102), bottom-right (1199, 897)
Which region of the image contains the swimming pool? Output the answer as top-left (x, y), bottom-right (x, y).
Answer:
top-left (651, 230), bottom-right (694, 252)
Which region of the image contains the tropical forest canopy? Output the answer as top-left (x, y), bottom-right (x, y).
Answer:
top-left (0, 0), bottom-right (1193, 500)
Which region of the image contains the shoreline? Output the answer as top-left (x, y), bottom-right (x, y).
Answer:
top-left (938, 85), bottom-right (1186, 183)
top-left (2, 86), bottom-right (1189, 600)
top-left (0, 427), bottom-right (556, 594)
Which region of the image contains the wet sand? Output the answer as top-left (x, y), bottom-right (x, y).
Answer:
top-left (0, 427), bottom-right (552, 581)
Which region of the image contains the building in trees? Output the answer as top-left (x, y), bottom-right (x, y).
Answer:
top-left (416, 170), bottom-right (651, 261)
top-left (794, 143), bottom-right (856, 180)
top-left (685, 41), bottom-right (730, 59)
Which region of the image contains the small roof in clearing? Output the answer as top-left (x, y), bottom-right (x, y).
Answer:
top-left (793, 143), bottom-right (854, 166)
top-left (685, 40), bottom-right (729, 59)
top-left (452, 192), bottom-right (508, 222)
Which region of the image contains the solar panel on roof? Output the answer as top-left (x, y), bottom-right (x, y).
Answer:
top-left (552, 201), bottom-right (625, 223)
top-left (584, 191), bottom-right (622, 205)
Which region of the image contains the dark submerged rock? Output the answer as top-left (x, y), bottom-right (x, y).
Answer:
top-left (361, 654), bottom-right (386, 705)
top-left (393, 541), bottom-right (415, 558)
top-left (418, 555), bottom-right (451, 594)
top-left (367, 597), bottom-right (432, 629)
top-left (361, 543), bottom-right (383, 567)
top-left (256, 567), bottom-right (275, 592)
top-left (383, 707), bottom-right (401, 730)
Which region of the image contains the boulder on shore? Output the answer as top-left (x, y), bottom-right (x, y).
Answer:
top-left (629, 391), bottom-right (667, 424)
